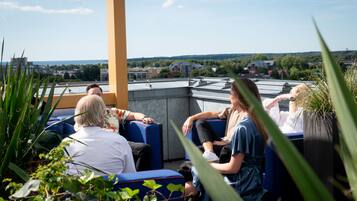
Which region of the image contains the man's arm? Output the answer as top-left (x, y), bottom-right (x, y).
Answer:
top-left (182, 111), bottom-right (220, 135)
top-left (126, 112), bottom-right (154, 124)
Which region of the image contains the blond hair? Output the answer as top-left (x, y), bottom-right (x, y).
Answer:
top-left (74, 95), bottom-right (107, 128)
top-left (289, 83), bottom-right (310, 112)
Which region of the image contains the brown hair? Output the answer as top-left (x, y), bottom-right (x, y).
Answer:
top-left (86, 83), bottom-right (103, 93)
top-left (231, 78), bottom-right (268, 143)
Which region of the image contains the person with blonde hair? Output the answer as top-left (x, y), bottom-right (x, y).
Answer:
top-left (263, 83), bottom-right (309, 133)
top-left (65, 95), bottom-right (136, 175)
top-left (83, 83), bottom-right (153, 171)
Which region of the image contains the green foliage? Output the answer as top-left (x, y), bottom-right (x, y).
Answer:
top-left (304, 68), bottom-right (357, 114)
top-left (251, 54), bottom-right (268, 61)
top-left (276, 55), bottom-right (307, 69)
top-left (75, 65), bottom-right (100, 81)
top-left (4, 142), bottom-right (183, 200)
top-left (158, 67), bottom-right (183, 78)
top-left (4, 142), bottom-right (134, 200)
top-left (315, 22), bottom-right (357, 200)
top-left (0, 45), bottom-right (66, 192)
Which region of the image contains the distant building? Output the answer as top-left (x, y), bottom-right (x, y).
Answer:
top-left (100, 67), bottom-right (162, 81)
top-left (53, 70), bottom-right (78, 78)
top-left (128, 67), bottom-right (147, 80)
top-left (341, 59), bottom-right (357, 68)
top-left (10, 57), bottom-right (33, 68)
top-left (169, 61), bottom-right (203, 77)
top-left (127, 67), bottom-right (162, 81)
top-left (146, 67), bottom-right (161, 79)
top-left (246, 60), bottom-right (275, 76)
top-left (100, 68), bottom-right (108, 81)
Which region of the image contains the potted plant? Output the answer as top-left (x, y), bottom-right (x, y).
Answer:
top-left (303, 68), bottom-right (356, 199)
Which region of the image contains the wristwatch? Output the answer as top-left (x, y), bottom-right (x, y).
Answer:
top-left (289, 97), bottom-right (296, 102)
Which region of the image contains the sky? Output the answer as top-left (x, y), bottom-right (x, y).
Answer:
top-left (0, 0), bottom-right (357, 61)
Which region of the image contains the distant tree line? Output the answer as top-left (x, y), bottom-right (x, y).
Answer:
top-left (33, 51), bottom-right (356, 82)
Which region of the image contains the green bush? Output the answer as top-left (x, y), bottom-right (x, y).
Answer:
top-left (0, 40), bottom-right (65, 193)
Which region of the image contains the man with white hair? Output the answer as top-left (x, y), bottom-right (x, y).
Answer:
top-left (65, 95), bottom-right (136, 175)
top-left (83, 83), bottom-right (153, 171)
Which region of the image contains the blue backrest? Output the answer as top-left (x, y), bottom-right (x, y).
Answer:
top-left (187, 118), bottom-right (226, 146)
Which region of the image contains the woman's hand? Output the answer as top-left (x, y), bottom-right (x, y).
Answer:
top-left (276, 93), bottom-right (292, 101)
top-left (182, 117), bottom-right (193, 135)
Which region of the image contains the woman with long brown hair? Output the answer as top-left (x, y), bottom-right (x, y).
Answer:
top-left (187, 78), bottom-right (268, 201)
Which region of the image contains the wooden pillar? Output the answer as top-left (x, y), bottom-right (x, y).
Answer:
top-left (107, 0), bottom-right (128, 108)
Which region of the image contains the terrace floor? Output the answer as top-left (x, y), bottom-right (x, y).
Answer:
top-left (163, 159), bottom-right (185, 171)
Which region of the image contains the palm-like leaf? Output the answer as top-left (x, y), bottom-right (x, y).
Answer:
top-left (314, 21), bottom-right (357, 200)
top-left (0, 48), bottom-right (65, 186)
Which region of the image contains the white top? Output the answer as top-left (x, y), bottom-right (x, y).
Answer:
top-left (263, 98), bottom-right (304, 133)
top-left (64, 126), bottom-right (136, 176)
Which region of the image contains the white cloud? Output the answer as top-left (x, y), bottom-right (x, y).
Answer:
top-left (177, 4), bottom-right (184, 9)
top-left (0, 1), bottom-right (93, 15)
top-left (162, 0), bottom-right (175, 8)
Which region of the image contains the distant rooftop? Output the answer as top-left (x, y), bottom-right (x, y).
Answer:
top-left (52, 77), bottom-right (310, 97)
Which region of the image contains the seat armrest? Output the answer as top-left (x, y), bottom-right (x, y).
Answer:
top-left (185, 119), bottom-right (226, 160)
top-left (186, 118), bottom-right (227, 146)
top-left (114, 169), bottom-right (184, 200)
top-left (121, 121), bottom-right (163, 170)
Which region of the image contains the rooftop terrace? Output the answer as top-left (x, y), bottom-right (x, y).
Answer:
top-left (53, 77), bottom-right (308, 161)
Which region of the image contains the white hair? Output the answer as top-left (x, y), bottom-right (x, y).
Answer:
top-left (74, 95), bottom-right (106, 128)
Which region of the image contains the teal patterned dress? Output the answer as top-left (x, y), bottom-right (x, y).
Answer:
top-left (225, 117), bottom-right (266, 201)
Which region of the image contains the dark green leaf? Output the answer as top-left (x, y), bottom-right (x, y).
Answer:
top-left (8, 162), bottom-right (29, 182)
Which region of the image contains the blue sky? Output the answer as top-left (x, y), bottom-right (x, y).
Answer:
top-left (1, 0), bottom-right (357, 61)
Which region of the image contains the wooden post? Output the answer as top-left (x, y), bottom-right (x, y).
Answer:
top-left (107, 0), bottom-right (128, 108)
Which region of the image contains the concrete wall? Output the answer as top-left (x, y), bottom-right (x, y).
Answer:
top-left (128, 88), bottom-right (189, 160)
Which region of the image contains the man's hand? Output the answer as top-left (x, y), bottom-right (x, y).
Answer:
top-left (182, 117), bottom-right (193, 135)
top-left (142, 117), bottom-right (154, 124)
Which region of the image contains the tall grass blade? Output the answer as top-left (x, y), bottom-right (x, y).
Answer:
top-left (171, 121), bottom-right (242, 201)
top-left (233, 78), bottom-right (334, 201)
top-left (314, 21), bottom-right (357, 200)
top-left (8, 163), bottom-right (29, 182)
top-left (0, 38), bottom-right (4, 66)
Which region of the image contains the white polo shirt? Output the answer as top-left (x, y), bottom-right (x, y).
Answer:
top-left (64, 126), bottom-right (136, 176)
